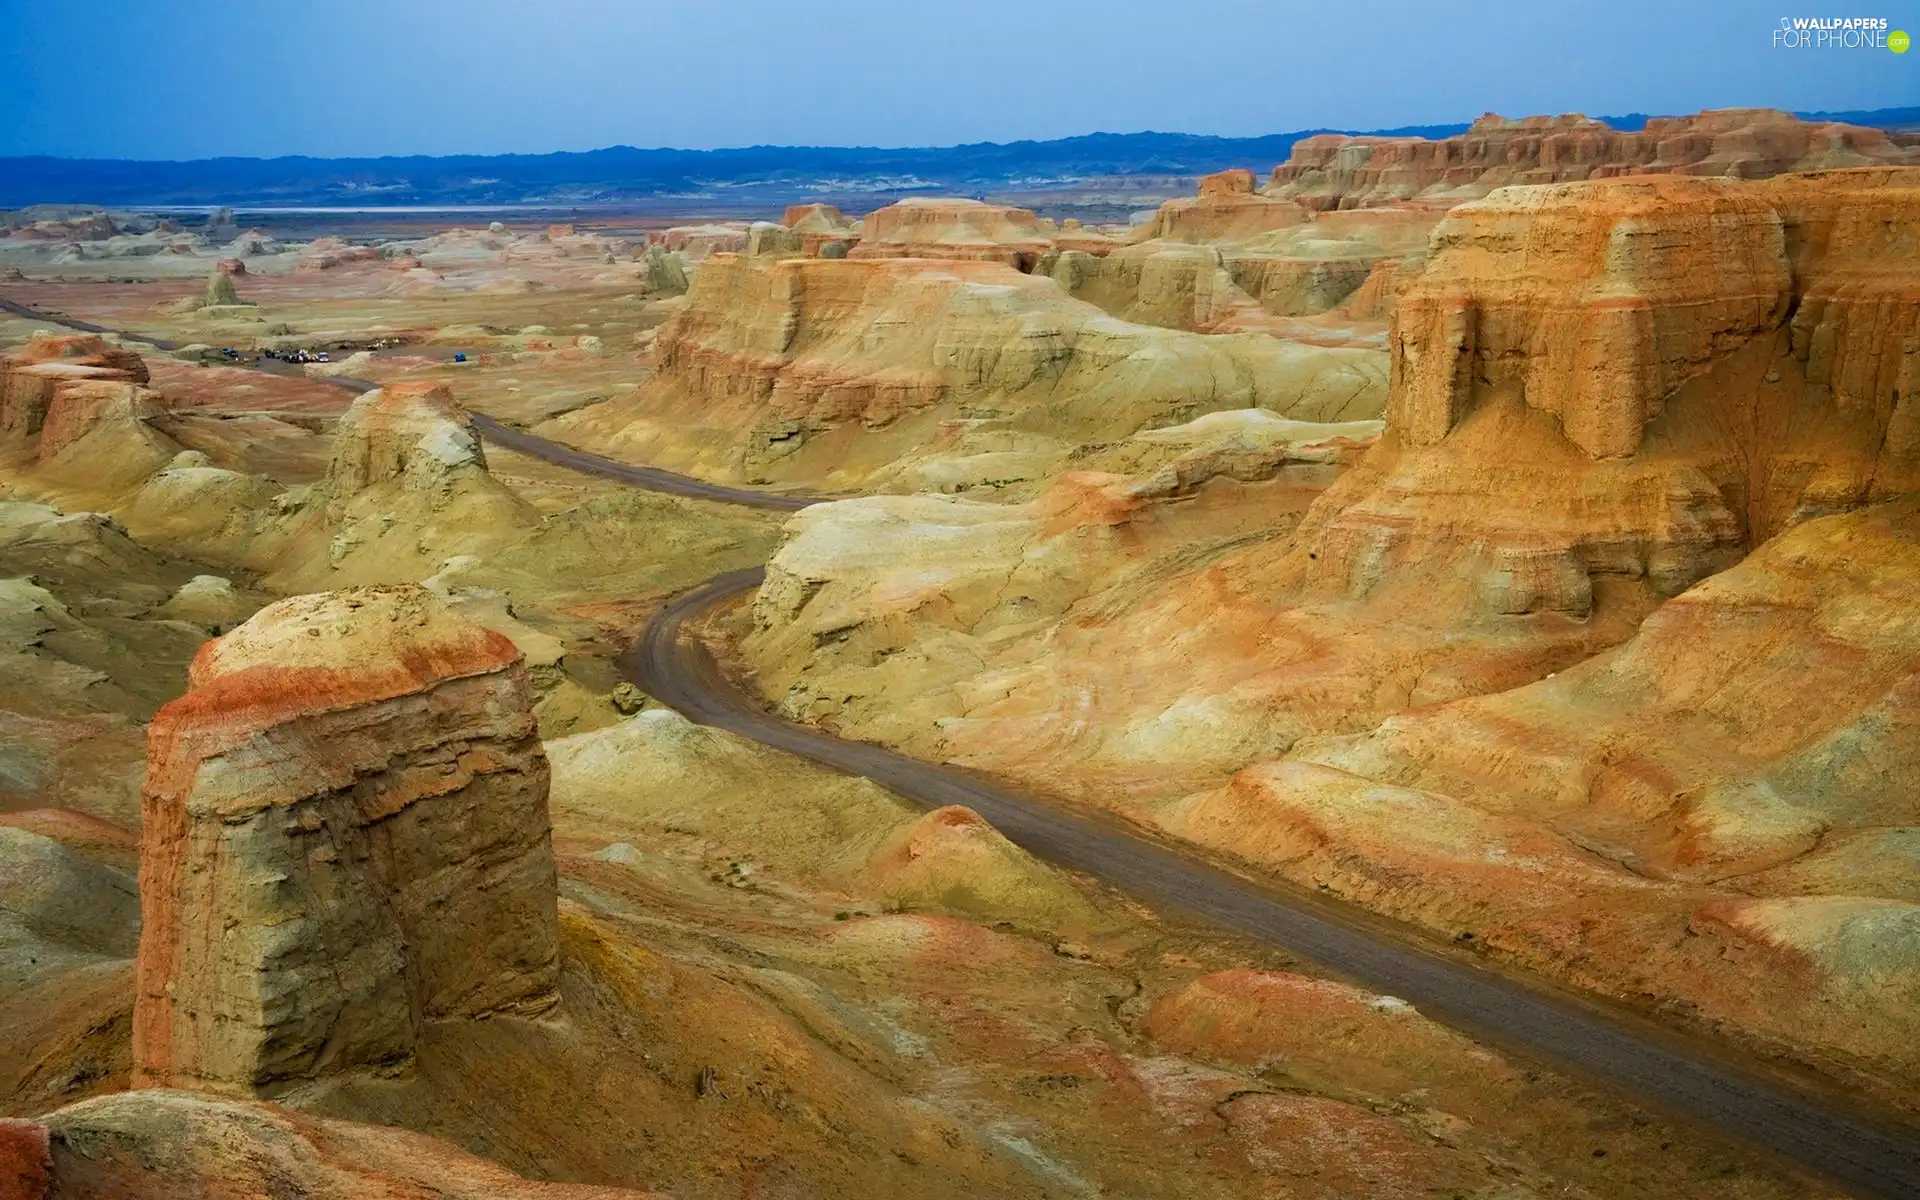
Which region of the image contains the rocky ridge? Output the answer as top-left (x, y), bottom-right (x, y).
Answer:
top-left (739, 164), bottom-right (1920, 1099)
top-left (548, 253), bottom-right (1386, 490)
top-left (1270, 107), bottom-right (1920, 210)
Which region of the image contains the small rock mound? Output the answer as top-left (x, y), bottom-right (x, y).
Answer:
top-left (324, 380), bottom-right (497, 496)
top-left (17, 1090), bottom-right (664, 1197)
top-left (641, 244), bottom-right (688, 292)
top-left (199, 266), bottom-right (251, 309)
top-left (865, 804), bottom-right (1104, 928)
top-left (153, 574), bottom-right (252, 628)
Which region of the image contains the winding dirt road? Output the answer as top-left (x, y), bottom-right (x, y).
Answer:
top-left (8, 296), bottom-right (1920, 1198)
top-left (470, 415), bottom-right (819, 511)
top-left (631, 568), bottom-right (1920, 1200)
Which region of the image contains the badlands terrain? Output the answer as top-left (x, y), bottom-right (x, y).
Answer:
top-left (1, 106), bottom-right (1919, 1197)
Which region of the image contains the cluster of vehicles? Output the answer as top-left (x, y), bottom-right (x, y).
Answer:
top-left (206, 336), bottom-right (458, 370)
top-left (256, 347), bottom-right (331, 364)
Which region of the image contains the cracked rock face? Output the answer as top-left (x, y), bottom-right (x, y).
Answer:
top-left (133, 583), bottom-right (559, 1095)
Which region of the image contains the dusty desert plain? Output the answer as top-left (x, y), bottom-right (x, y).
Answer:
top-left (2, 107), bottom-right (1920, 1198)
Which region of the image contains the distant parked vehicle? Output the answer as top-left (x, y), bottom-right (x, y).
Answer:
top-left (453, 352), bottom-right (467, 363)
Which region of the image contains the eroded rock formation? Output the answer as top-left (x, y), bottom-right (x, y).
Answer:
top-left (0, 336), bottom-right (182, 493)
top-left (547, 253), bottom-right (1386, 487)
top-left (1077, 179), bottom-right (1437, 334)
top-left (740, 163), bottom-right (1920, 1097)
top-left (848, 198), bottom-right (1112, 266)
top-left (0, 336), bottom-right (149, 440)
top-left (298, 380), bottom-right (540, 576)
top-left (648, 223), bottom-right (748, 260)
top-left (12, 1091), bottom-right (663, 1198)
top-left (1389, 176), bottom-right (1788, 458)
top-left (1326, 168), bottom-right (1920, 621)
top-left (295, 236), bottom-right (384, 272)
top-left (1135, 167), bottom-right (1314, 243)
top-left (780, 202), bottom-right (859, 257)
top-left (134, 584), bottom-right (559, 1095)
top-left (1270, 108), bottom-right (1920, 210)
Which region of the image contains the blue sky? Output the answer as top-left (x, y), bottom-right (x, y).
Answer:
top-left (2, 0), bottom-right (1915, 160)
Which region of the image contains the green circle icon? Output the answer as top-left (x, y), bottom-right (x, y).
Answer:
top-left (1893, 29), bottom-right (1911, 52)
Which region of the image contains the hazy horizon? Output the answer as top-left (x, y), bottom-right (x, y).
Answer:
top-left (3, 0), bottom-right (1914, 161)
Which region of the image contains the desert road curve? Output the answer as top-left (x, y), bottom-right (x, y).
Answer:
top-left (626, 570), bottom-right (1920, 1200)
top-left (9, 296), bottom-right (1920, 1198)
top-left (470, 415), bottom-right (819, 511)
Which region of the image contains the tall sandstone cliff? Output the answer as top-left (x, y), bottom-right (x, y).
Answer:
top-left (1326, 168), bottom-right (1920, 623)
top-left (1388, 176), bottom-right (1789, 458)
top-left (134, 585), bottom-right (559, 1095)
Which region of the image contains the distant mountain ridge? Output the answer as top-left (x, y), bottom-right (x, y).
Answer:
top-left (3, 107), bottom-right (1915, 208)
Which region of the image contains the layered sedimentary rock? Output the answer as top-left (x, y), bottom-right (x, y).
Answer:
top-left (295, 236), bottom-right (383, 272)
top-left (1052, 243), bottom-right (1256, 331)
top-left (32, 381), bottom-right (178, 488)
top-left (640, 243), bottom-right (689, 292)
top-left (648, 223), bottom-right (748, 260)
top-left (547, 254), bottom-right (1386, 487)
top-left (743, 415), bottom-right (1381, 745)
top-left (326, 381), bottom-right (496, 496)
top-left (1205, 495), bottom-right (1920, 1083)
top-left (742, 164), bottom-right (1920, 1097)
top-left (1064, 207), bottom-right (1437, 332)
top-left (1324, 168), bottom-right (1920, 620)
top-left (1271, 108), bottom-right (1920, 210)
top-left (12, 1091), bottom-right (663, 1198)
top-left (0, 337), bottom-right (182, 493)
top-left (0, 822), bottom-right (139, 1112)
top-left (134, 585), bottom-right (560, 1094)
top-left (742, 168), bottom-right (1920, 756)
top-left (780, 202), bottom-right (859, 257)
top-left (1135, 167), bottom-right (1314, 243)
top-left (1389, 176), bottom-right (1789, 458)
top-left (745, 220), bottom-right (803, 258)
top-left (1075, 181), bottom-right (1436, 332)
top-left (848, 198), bottom-right (1110, 267)
top-left (196, 265), bottom-right (251, 309)
top-left (1765, 166), bottom-right (1920, 502)
top-left (127, 381), bottom-right (541, 587)
top-left (0, 336), bottom-right (148, 439)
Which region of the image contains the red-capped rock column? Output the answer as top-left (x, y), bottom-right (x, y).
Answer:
top-left (133, 584), bottom-right (559, 1095)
